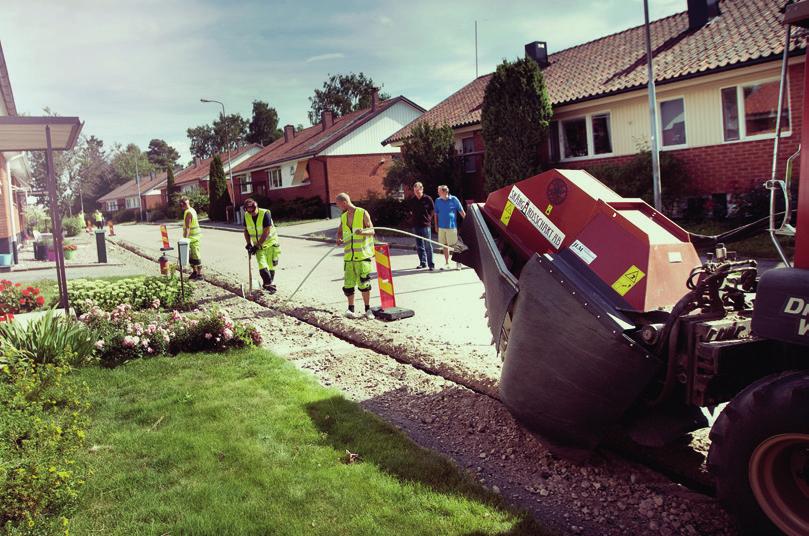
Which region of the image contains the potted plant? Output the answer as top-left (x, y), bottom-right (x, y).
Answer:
top-left (63, 242), bottom-right (78, 260)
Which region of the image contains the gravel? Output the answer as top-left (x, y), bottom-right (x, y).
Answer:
top-left (108, 239), bottom-right (739, 535)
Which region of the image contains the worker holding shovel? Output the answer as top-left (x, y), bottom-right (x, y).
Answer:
top-left (243, 198), bottom-right (280, 293)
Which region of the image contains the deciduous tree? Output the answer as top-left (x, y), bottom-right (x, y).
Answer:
top-left (246, 101), bottom-right (282, 146)
top-left (481, 58), bottom-right (552, 193)
top-left (188, 114), bottom-right (249, 159)
top-left (382, 122), bottom-right (460, 198)
top-left (308, 72), bottom-right (389, 124)
top-left (146, 139), bottom-right (180, 170)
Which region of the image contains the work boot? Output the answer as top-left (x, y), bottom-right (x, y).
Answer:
top-left (259, 269), bottom-right (275, 292)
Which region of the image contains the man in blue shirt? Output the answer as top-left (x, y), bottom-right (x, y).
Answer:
top-left (433, 184), bottom-right (466, 270)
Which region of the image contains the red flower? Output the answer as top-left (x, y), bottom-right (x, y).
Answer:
top-left (32, 287), bottom-right (40, 296)
top-left (19, 298), bottom-right (25, 305)
top-left (14, 283), bottom-right (20, 287)
top-left (35, 296), bottom-right (45, 306)
top-left (0, 285), bottom-right (5, 293)
top-left (21, 289), bottom-right (30, 297)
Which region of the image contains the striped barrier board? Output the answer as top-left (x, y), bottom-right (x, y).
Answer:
top-left (372, 242), bottom-right (414, 321)
top-left (160, 225), bottom-right (173, 251)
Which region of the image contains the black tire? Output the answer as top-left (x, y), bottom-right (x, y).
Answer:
top-left (708, 370), bottom-right (809, 535)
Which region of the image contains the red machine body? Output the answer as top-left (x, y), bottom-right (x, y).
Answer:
top-left (482, 169), bottom-right (701, 312)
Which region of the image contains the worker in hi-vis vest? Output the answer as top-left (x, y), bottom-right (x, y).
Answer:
top-left (335, 192), bottom-right (375, 319)
top-left (93, 209), bottom-right (103, 229)
top-left (180, 196), bottom-right (203, 280)
top-left (243, 197), bottom-right (281, 293)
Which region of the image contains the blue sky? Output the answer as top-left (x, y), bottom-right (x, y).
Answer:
top-left (1, 0), bottom-right (685, 163)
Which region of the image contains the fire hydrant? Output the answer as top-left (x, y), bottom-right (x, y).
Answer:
top-left (159, 253), bottom-right (170, 275)
top-left (107, 220), bottom-right (115, 236)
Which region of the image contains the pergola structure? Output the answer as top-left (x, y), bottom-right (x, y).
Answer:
top-left (0, 116), bottom-right (83, 311)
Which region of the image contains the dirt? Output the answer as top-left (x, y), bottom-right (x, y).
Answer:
top-left (107, 239), bottom-right (738, 535)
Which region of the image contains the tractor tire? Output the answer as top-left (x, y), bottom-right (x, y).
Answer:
top-left (708, 370), bottom-right (809, 536)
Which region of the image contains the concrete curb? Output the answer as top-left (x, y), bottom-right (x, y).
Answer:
top-left (8, 262), bottom-right (127, 273)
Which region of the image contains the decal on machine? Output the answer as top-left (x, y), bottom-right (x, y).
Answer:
top-left (500, 200), bottom-right (516, 226)
top-left (507, 186), bottom-right (566, 249)
top-left (611, 265), bottom-right (646, 296)
top-left (569, 240), bottom-right (597, 265)
top-left (784, 297), bottom-right (809, 337)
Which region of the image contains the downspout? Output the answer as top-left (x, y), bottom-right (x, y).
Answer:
top-left (5, 153), bottom-right (25, 264)
top-left (317, 157), bottom-right (332, 218)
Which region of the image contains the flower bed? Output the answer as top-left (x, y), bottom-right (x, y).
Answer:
top-left (0, 279), bottom-right (47, 316)
top-left (68, 276), bottom-right (192, 314)
top-left (78, 300), bottom-right (261, 367)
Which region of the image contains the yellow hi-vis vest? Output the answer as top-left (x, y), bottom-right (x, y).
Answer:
top-left (341, 207), bottom-right (374, 261)
top-left (245, 208), bottom-right (278, 248)
top-left (183, 207), bottom-right (201, 238)
top-left (93, 211), bottom-right (102, 222)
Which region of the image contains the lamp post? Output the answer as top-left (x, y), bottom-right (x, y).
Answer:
top-left (200, 98), bottom-right (237, 222)
top-left (134, 150), bottom-right (143, 221)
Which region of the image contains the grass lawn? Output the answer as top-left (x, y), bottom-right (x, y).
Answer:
top-left (681, 220), bottom-right (794, 259)
top-left (70, 348), bottom-right (546, 535)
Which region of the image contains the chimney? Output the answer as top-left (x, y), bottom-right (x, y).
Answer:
top-left (371, 88), bottom-right (380, 112)
top-left (687, 0), bottom-right (720, 30)
top-left (525, 41), bottom-right (549, 69)
top-left (321, 110), bottom-right (334, 131)
top-left (283, 124), bottom-right (295, 142)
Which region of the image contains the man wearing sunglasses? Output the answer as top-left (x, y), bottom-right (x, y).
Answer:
top-left (243, 198), bottom-right (281, 293)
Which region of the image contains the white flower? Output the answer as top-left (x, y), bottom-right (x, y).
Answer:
top-left (94, 340), bottom-right (105, 350)
top-left (204, 333), bottom-right (212, 340)
top-left (222, 328), bottom-right (233, 341)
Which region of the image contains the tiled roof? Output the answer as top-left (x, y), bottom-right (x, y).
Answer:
top-left (385, 0), bottom-right (807, 144)
top-left (174, 144), bottom-right (261, 186)
top-left (0, 42), bottom-right (18, 116)
top-left (97, 171), bottom-right (167, 203)
top-left (233, 96), bottom-right (423, 174)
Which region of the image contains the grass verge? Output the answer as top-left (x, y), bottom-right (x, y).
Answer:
top-left (682, 221), bottom-right (794, 259)
top-left (70, 348), bottom-right (547, 535)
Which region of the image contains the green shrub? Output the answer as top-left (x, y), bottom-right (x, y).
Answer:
top-left (0, 346), bottom-right (89, 533)
top-left (584, 149), bottom-right (690, 205)
top-left (68, 276), bottom-right (193, 314)
top-left (248, 195), bottom-right (325, 221)
top-left (79, 304), bottom-right (261, 367)
top-left (25, 205), bottom-right (51, 234)
top-left (0, 310), bottom-right (96, 367)
top-left (111, 208), bottom-right (139, 223)
top-left (61, 215), bottom-right (84, 237)
top-left (357, 193), bottom-right (410, 228)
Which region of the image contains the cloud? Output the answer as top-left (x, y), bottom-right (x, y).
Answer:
top-left (305, 52), bottom-right (346, 63)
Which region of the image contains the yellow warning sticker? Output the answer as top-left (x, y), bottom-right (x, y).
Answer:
top-left (500, 200), bottom-right (516, 226)
top-left (611, 265), bottom-right (646, 296)
top-left (545, 204), bottom-right (553, 216)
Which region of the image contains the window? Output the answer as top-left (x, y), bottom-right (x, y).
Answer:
top-left (559, 113), bottom-right (613, 160)
top-left (106, 200), bottom-right (118, 212)
top-left (269, 168), bottom-right (283, 189)
top-left (721, 80), bottom-right (789, 141)
top-left (240, 173), bottom-right (253, 194)
top-left (660, 98), bottom-right (686, 147)
top-left (125, 197), bottom-right (140, 209)
top-left (548, 121), bottom-right (560, 162)
top-left (462, 137), bottom-right (476, 173)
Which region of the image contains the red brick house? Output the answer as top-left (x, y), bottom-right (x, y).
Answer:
top-left (173, 144), bottom-right (262, 195)
top-left (231, 91), bottom-right (424, 217)
top-left (385, 0), bottom-right (807, 212)
top-left (97, 170), bottom-right (168, 217)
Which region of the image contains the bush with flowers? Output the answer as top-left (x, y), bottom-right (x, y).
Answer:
top-left (78, 299), bottom-right (262, 367)
top-left (0, 279), bottom-right (48, 316)
top-left (68, 276), bottom-right (192, 315)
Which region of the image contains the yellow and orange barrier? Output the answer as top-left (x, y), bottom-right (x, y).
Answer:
top-left (374, 243), bottom-right (396, 309)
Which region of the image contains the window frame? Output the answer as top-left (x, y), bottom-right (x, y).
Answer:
top-left (461, 137), bottom-right (477, 173)
top-left (720, 77), bottom-right (791, 143)
top-left (658, 96), bottom-right (688, 149)
top-left (125, 196), bottom-right (140, 209)
top-left (558, 111), bottom-right (615, 162)
top-left (240, 172), bottom-right (253, 194)
top-left (106, 200), bottom-right (118, 212)
top-left (269, 168), bottom-right (283, 189)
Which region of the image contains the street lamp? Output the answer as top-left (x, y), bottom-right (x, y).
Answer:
top-left (200, 98), bottom-right (237, 223)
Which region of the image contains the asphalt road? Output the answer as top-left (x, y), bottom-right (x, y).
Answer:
top-left (114, 222), bottom-right (497, 353)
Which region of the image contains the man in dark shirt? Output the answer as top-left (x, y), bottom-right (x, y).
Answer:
top-left (408, 181), bottom-right (435, 270)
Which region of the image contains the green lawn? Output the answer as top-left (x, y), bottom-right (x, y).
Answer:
top-left (70, 349), bottom-right (546, 536)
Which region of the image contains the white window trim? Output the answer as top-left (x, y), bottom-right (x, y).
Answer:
top-left (125, 197), bottom-right (140, 209)
top-left (720, 77), bottom-right (792, 144)
top-left (558, 111), bottom-right (615, 162)
top-left (240, 172), bottom-right (253, 194)
top-left (269, 168), bottom-right (283, 189)
top-left (106, 201), bottom-right (118, 212)
top-left (658, 96), bottom-right (688, 150)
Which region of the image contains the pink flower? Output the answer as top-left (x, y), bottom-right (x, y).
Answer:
top-left (147, 347), bottom-right (154, 354)
top-left (222, 328), bottom-right (233, 341)
top-left (151, 298), bottom-right (161, 309)
top-left (95, 340), bottom-right (105, 350)
top-left (204, 333), bottom-right (212, 340)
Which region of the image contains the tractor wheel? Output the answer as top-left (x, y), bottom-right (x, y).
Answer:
top-left (708, 371), bottom-right (809, 535)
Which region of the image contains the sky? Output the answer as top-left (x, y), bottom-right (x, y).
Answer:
top-left (0, 0), bottom-right (686, 164)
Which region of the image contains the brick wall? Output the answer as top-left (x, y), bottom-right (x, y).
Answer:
top-left (326, 153), bottom-right (392, 203)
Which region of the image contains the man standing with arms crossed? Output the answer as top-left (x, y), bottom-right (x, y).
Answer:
top-left (180, 196), bottom-right (203, 280)
top-left (434, 185), bottom-right (466, 270)
top-left (408, 181), bottom-right (435, 271)
top-left (335, 192), bottom-right (376, 319)
top-left (243, 198), bottom-right (280, 293)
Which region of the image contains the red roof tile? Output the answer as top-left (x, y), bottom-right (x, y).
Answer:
top-left (98, 170), bottom-right (168, 203)
top-left (385, 0), bottom-right (807, 144)
top-left (233, 96), bottom-right (424, 174)
top-left (174, 144), bottom-right (261, 186)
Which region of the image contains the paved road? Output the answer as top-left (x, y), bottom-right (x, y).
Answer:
top-left (114, 222), bottom-right (496, 353)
